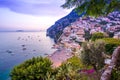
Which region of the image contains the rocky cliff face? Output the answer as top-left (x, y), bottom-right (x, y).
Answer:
top-left (47, 9), bottom-right (84, 42)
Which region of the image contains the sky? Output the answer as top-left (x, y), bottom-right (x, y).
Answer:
top-left (0, 0), bottom-right (72, 31)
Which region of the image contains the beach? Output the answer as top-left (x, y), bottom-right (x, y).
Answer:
top-left (48, 48), bottom-right (73, 67)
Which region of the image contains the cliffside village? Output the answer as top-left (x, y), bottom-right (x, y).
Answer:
top-left (52, 11), bottom-right (120, 54)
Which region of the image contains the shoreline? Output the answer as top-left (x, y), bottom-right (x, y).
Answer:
top-left (47, 48), bottom-right (73, 67)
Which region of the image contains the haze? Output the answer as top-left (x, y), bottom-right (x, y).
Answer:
top-left (0, 0), bottom-right (72, 31)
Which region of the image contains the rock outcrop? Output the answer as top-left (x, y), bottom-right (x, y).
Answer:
top-left (100, 46), bottom-right (120, 80)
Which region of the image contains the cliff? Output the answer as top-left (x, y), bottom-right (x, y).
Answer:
top-left (47, 9), bottom-right (84, 42)
top-left (47, 9), bottom-right (120, 42)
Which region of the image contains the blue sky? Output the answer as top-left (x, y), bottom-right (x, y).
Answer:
top-left (0, 0), bottom-right (72, 31)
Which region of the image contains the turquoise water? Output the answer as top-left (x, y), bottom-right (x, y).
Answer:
top-left (0, 32), bottom-right (55, 80)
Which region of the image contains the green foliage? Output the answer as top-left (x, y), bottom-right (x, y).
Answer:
top-left (55, 56), bottom-right (81, 80)
top-left (55, 56), bottom-right (92, 80)
top-left (54, 56), bottom-right (98, 80)
top-left (111, 67), bottom-right (120, 80)
top-left (61, 0), bottom-right (82, 9)
top-left (81, 40), bottom-right (105, 71)
top-left (101, 38), bottom-right (120, 55)
top-left (66, 56), bottom-right (85, 69)
top-left (111, 57), bottom-right (120, 80)
top-left (65, 56), bottom-right (92, 69)
top-left (107, 31), bottom-right (114, 37)
top-left (91, 32), bottom-right (107, 41)
top-left (55, 63), bottom-right (80, 80)
top-left (10, 57), bottom-right (53, 80)
top-left (84, 30), bottom-right (91, 41)
top-left (10, 55), bottom-right (100, 80)
top-left (62, 0), bottom-right (120, 17)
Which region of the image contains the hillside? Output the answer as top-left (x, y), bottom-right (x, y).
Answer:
top-left (47, 9), bottom-right (84, 42)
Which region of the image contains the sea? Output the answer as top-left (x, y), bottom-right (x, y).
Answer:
top-left (0, 31), bottom-right (56, 80)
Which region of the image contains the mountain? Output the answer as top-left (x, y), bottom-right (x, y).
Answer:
top-left (47, 9), bottom-right (84, 42)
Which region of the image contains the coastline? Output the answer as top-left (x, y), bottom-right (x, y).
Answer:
top-left (47, 48), bottom-right (73, 67)
top-left (0, 32), bottom-right (55, 80)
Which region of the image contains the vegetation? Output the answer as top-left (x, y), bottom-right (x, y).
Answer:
top-left (108, 32), bottom-right (114, 38)
top-left (110, 47), bottom-right (120, 80)
top-left (99, 21), bottom-right (108, 25)
top-left (11, 41), bottom-right (115, 80)
top-left (55, 63), bottom-right (80, 80)
top-left (62, 56), bottom-right (92, 70)
top-left (62, 0), bottom-right (120, 17)
top-left (111, 56), bottom-right (120, 80)
top-left (55, 31), bottom-right (63, 42)
top-left (10, 1), bottom-right (120, 80)
top-left (111, 67), bottom-right (120, 80)
top-left (11, 56), bottom-right (97, 80)
top-left (54, 56), bottom-right (95, 80)
top-left (101, 38), bottom-right (120, 55)
top-left (81, 40), bottom-right (105, 72)
top-left (10, 57), bottom-right (53, 80)
top-left (91, 32), bottom-right (108, 41)
top-left (84, 30), bottom-right (91, 41)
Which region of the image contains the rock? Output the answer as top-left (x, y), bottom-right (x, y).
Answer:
top-left (100, 47), bottom-right (120, 80)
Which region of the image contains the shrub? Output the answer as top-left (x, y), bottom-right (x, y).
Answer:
top-left (55, 56), bottom-right (96, 80)
top-left (10, 57), bottom-right (53, 80)
top-left (91, 32), bottom-right (108, 41)
top-left (81, 40), bottom-right (105, 72)
top-left (111, 67), bottom-right (120, 80)
top-left (55, 56), bottom-right (86, 80)
top-left (84, 30), bottom-right (91, 41)
top-left (65, 56), bottom-right (92, 69)
top-left (101, 38), bottom-right (120, 55)
top-left (66, 56), bottom-right (83, 69)
top-left (55, 63), bottom-right (79, 80)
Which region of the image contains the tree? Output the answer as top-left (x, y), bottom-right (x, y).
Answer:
top-left (91, 32), bottom-right (108, 41)
top-left (84, 30), bottom-right (91, 41)
top-left (106, 31), bottom-right (114, 37)
top-left (10, 57), bottom-right (53, 80)
top-left (61, 0), bottom-right (120, 17)
top-left (81, 40), bottom-right (105, 72)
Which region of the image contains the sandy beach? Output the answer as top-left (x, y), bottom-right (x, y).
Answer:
top-left (48, 48), bottom-right (73, 67)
